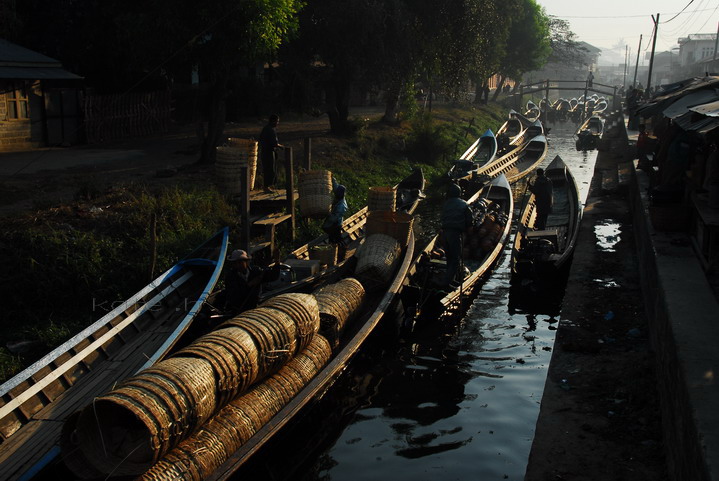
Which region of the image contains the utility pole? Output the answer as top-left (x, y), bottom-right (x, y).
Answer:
top-left (647, 14), bottom-right (659, 92)
top-left (633, 34), bottom-right (643, 88)
top-left (713, 22), bottom-right (719, 62)
top-left (624, 45), bottom-right (628, 88)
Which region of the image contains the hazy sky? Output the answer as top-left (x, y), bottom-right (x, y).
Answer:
top-left (540, 0), bottom-right (719, 64)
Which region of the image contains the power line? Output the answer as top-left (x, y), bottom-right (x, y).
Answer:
top-left (549, 7), bottom-right (718, 19)
top-left (662, 0), bottom-right (694, 23)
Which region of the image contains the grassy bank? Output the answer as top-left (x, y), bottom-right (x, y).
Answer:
top-left (0, 101), bottom-right (507, 382)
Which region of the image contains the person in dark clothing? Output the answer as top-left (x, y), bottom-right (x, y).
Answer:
top-left (223, 249), bottom-right (278, 315)
top-left (439, 183), bottom-right (473, 287)
top-left (258, 114), bottom-right (283, 192)
top-left (528, 168), bottom-right (553, 230)
top-left (322, 180), bottom-right (348, 260)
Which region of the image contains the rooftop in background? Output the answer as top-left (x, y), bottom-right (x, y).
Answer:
top-left (0, 37), bottom-right (82, 80)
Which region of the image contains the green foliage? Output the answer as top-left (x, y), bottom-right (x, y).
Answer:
top-left (0, 186), bottom-right (237, 380)
top-left (0, 349), bottom-right (22, 384)
top-left (405, 113), bottom-right (458, 166)
top-left (500, 0), bottom-right (552, 80)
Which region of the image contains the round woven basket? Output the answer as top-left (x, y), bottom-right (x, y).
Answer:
top-left (368, 186), bottom-right (396, 212)
top-left (259, 293), bottom-right (320, 351)
top-left (222, 307), bottom-right (299, 378)
top-left (60, 411), bottom-right (105, 480)
top-left (298, 170), bottom-right (333, 218)
top-left (138, 336), bottom-right (332, 481)
top-left (215, 140), bottom-right (258, 196)
top-left (355, 234), bottom-right (402, 287)
top-left (173, 326), bottom-right (260, 406)
top-left (313, 278), bottom-right (365, 333)
top-left (365, 210), bottom-right (414, 247)
top-left (75, 357), bottom-right (217, 476)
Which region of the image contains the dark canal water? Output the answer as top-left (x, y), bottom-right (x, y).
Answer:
top-left (237, 121), bottom-right (600, 481)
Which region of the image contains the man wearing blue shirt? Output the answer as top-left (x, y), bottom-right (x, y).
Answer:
top-left (440, 183), bottom-right (473, 287)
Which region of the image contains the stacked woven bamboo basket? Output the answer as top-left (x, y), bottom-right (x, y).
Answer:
top-left (367, 186), bottom-right (396, 212)
top-left (298, 169), bottom-right (334, 218)
top-left (215, 138), bottom-right (258, 196)
top-left (63, 284), bottom-right (366, 480)
top-left (364, 210), bottom-right (414, 247)
top-left (355, 233), bottom-right (402, 290)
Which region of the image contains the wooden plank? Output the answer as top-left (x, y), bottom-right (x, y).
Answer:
top-left (285, 147), bottom-right (296, 242)
top-left (0, 305), bottom-right (194, 478)
top-left (252, 213), bottom-right (292, 227)
top-left (0, 272), bottom-right (193, 422)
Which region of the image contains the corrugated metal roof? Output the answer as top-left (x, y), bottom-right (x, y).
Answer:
top-left (662, 90), bottom-right (719, 118)
top-left (674, 111), bottom-right (719, 134)
top-left (637, 76), bottom-right (719, 117)
top-left (0, 65), bottom-right (82, 80)
top-left (690, 100), bottom-right (719, 117)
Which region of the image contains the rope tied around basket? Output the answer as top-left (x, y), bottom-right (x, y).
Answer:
top-left (263, 348), bottom-right (291, 360)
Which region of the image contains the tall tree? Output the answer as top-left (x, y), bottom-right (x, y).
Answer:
top-left (547, 16), bottom-right (588, 67)
top-left (292, 0), bottom-right (395, 133)
top-left (114, 0), bottom-right (304, 163)
top-left (492, 0), bottom-right (551, 99)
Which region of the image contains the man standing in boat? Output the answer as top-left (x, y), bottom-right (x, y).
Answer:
top-left (258, 114), bottom-right (283, 193)
top-left (440, 183), bottom-right (473, 288)
top-left (528, 168), bottom-right (553, 230)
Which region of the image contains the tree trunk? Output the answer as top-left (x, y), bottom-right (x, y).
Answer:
top-left (326, 73), bottom-right (351, 134)
top-left (199, 73), bottom-right (229, 164)
top-left (382, 81), bottom-right (402, 124)
top-left (492, 75), bottom-right (506, 101)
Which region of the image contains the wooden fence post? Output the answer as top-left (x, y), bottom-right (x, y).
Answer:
top-left (240, 164), bottom-right (250, 253)
top-left (285, 147), bottom-right (296, 242)
top-left (544, 79), bottom-right (550, 125)
top-left (303, 137), bottom-right (312, 170)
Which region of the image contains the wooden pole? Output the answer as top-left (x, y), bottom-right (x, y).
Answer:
top-left (240, 164), bottom-right (250, 253)
top-left (285, 147), bottom-right (296, 242)
top-left (148, 212), bottom-right (157, 281)
top-left (633, 34), bottom-right (643, 88)
top-left (624, 45), bottom-right (629, 88)
top-left (303, 137), bottom-right (312, 170)
top-left (544, 79), bottom-right (550, 125)
top-left (646, 14), bottom-right (659, 92)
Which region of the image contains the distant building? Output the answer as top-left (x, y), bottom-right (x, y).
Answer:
top-left (678, 34), bottom-right (717, 68)
top-left (526, 41), bottom-right (601, 83)
top-left (0, 38), bottom-right (83, 152)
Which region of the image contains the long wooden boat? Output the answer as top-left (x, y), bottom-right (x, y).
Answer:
top-left (472, 133), bottom-right (547, 184)
top-left (0, 227), bottom-right (230, 481)
top-left (201, 224), bottom-right (418, 480)
top-left (254, 168), bottom-right (425, 302)
top-left (510, 155), bottom-right (582, 280)
top-left (496, 114), bottom-right (526, 153)
top-left (447, 129), bottom-right (498, 180)
top-left (575, 115), bottom-right (604, 151)
top-left (400, 174), bottom-right (513, 323)
top-left (504, 134), bottom-right (548, 183)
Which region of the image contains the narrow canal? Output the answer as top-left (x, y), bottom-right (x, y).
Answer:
top-left (237, 120), bottom-right (600, 481)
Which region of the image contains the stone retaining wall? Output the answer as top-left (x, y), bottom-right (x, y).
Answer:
top-left (629, 149), bottom-right (719, 481)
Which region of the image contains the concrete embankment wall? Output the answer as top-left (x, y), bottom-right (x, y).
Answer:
top-left (623, 114), bottom-right (719, 481)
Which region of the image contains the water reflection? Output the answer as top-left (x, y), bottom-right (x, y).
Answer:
top-left (595, 221), bottom-right (621, 252)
